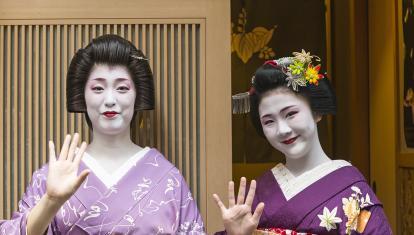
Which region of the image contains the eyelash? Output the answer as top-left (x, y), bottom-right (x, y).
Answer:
top-left (91, 86), bottom-right (104, 91)
top-left (286, 111), bottom-right (298, 118)
top-left (91, 86), bottom-right (130, 92)
top-left (117, 86), bottom-right (130, 91)
top-left (262, 111), bottom-right (298, 126)
top-left (263, 120), bottom-right (274, 125)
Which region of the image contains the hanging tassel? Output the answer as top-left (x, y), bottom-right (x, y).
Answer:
top-left (232, 92), bottom-right (250, 114)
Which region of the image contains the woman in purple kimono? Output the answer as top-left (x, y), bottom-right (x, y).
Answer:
top-left (0, 35), bottom-right (205, 235)
top-left (213, 51), bottom-right (392, 234)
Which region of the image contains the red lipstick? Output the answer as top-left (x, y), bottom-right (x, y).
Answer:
top-left (103, 111), bottom-right (119, 118)
top-left (282, 136), bottom-right (298, 145)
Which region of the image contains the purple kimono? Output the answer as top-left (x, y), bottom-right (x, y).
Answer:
top-left (217, 165), bottom-right (392, 235)
top-left (0, 148), bottom-right (205, 234)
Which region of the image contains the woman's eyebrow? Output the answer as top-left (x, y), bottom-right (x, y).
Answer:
top-left (114, 77), bottom-right (130, 81)
top-left (90, 77), bottom-right (106, 82)
top-left (90, 77), bottom-right (131, 82)
top-left (260, 105), bottom-right (297, 118)
top-left (261, 113), bottom-right (273, 119)
top-left (280, 105), bottom-right (296, 113)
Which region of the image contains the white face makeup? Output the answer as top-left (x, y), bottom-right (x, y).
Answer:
top-left (259, 90), bottom-right (321, 160)
top-left (84, 64), bottom-right (136, 135)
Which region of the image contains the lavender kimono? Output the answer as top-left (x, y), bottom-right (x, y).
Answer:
top-left (217, 165), bottom-right (392, 235)
top-left (0, 148), bottom-right (205, 234)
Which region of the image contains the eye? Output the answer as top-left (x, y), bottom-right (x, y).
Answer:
top-left (117, 86), bottom-right (130, 92)
top-left (262, 119), bottom-right (274, 125)
top-left (286, 111), bottom-right (298, 118)
top-left (91, 86), bottom-right (104, 92)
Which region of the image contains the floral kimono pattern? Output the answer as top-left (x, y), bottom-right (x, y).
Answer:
top-left (0, 148), bottom-right (205, 234)
top-left (216, 165), bottom-right (392, 235)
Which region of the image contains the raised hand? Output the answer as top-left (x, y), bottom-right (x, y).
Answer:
top-left (213, 177), bottom-right (265, 235)
top-left (46, 133), bottom-right (90, 204)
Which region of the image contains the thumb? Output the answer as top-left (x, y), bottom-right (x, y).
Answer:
top-left (212, 194), bottom-right (227, 215)
top-left (252, 202), bottom-right (265, 223)
top-left (73, 169), bottom-right (90, 190)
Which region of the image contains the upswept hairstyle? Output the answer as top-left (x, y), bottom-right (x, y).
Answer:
top-left (250, 62), bottom-right (336, 137)
top-left (66, 34), bottom-right (154, 114)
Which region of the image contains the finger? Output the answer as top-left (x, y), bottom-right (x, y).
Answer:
top-left (228, 181), bottom-right (235, 208)
top-left (212, 194), bottom-right (227, 214)
top-left (73, 169), bottom-right (90, 190)
top-left (59, 135), bottom-right (72, 161)
top-left (245, 180), bottom-right (257, 207)
top-left (252, 202), bottom-right (265, 223)
top-left (237, 177), bottom-right (246, 205)
top-left (73, 142), bottom-right (87, 166)
top-left (48, 141), bottom-right (57, 164)
top-left (67, 133), bottom-right (79, 162)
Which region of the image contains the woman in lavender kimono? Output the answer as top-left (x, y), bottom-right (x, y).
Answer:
top-left (213, 51), bottom-right (392, 234)
top-left (0, 34), bottom-right (204, 235)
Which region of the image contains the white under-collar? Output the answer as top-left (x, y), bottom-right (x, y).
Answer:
top-left (271, 160), bottom-right (351, 200)
top-left (82, 147), bottom-right (151, 188)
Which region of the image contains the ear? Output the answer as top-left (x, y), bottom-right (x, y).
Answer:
top-left (314, 113), bottom-right (322, 123)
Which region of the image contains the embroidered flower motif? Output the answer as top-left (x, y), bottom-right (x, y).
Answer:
top-left (123, 214), bottom-right (135, 225)
top-left (318, 207), bottom-right (343, 231)
top-left (342, 196), bottom-right (359, 233)
top-left (360, 193), bottom-right (373, 208)
top-left (351, 186), bottom-right (362, 194)
top-left (342, 186), bottom-right (374, 235)
top-left (132, 178), bottom-right (151, 201)
top-left (255, 228), bottom-right (315, 235)
top-left (177, 220), bottom-right (205, 234)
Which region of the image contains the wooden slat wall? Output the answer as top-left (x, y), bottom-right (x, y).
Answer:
top-left (0, 25), bottom-right (4, 217)
top-left (0, 23), bottom-right (203, 219)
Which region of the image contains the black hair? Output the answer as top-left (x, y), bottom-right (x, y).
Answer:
top-left (250, 63), bottom-right (336, 137)
top-left (66, 34), bottom-right (154, 127)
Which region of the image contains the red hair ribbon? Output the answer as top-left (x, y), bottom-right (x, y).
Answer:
top-left (263, 60), bottom-right (278, 67)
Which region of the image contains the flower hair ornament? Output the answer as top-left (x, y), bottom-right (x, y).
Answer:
top-left (232, 49), bottom-right (325, 114)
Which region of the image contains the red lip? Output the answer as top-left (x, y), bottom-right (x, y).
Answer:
top-left (103, 111), bottom-right (119, 118)
top-left (282, 136), bottom-right (299, 145)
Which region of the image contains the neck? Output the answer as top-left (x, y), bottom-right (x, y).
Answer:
top-left (284, 134), bottom-right (331, 177)
top-left (86, 126), bottom-right (141, 161)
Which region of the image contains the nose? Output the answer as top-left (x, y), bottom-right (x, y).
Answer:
top-left (104, 90), bottom-right (116, 108)
top-left (276, 120), bottom-right (292, 137)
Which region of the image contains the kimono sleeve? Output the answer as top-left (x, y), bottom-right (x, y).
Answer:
top-left (334, 181), bottom-right (393, 235)
top-left (175, 174), bottom-right (205, 234)
top-left (0, 165), bottom-right (56, 235)
top-left (356, 205), bottom-right (393, 235)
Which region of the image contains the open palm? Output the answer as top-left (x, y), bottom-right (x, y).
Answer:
top-left (213, 177), bottom-right (265, 235)
top-left (46, 134), bottom-right (89, 203)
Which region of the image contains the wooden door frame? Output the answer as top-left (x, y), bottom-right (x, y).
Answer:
top-left (368, 0), bottom-right (398, 232)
